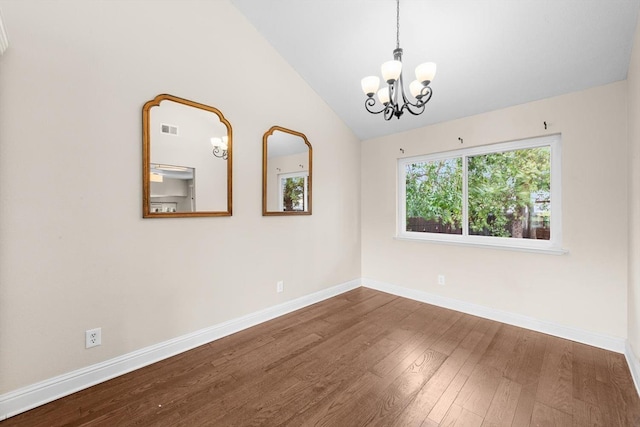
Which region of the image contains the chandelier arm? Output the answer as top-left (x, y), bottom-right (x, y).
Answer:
top-left (366, 97), bottom-right (396, 121)
top-left (402, 101), bottom-right (426, 116)
top-left (212, 146), bottom-right (228, 160)
top-left (384, 106), bottom-right (395, 121)
top-left (414, 86), bottom-right (433, 107)
top-left (391, 79), bottom-right (401, 113)
top-left (399, 85), bottom-right (434, 114)
top-left (365, 97), bottom-right (388, 115)
top-left (398, 75), bottom-right (412, 107)
top-left (389, 50), bottom-right (408, 119)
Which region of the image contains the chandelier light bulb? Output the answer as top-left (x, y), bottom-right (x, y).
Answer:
top-left (415, 62), bottom-right (437, 85)
top-left (377, 87), bottom-right (391, 105)
top-left (409, 80), bottom-right (424, 99)
top-left (211, 137), bottom-right (221, 147)
top-left (361, 76), bottom-right (381, 97)
top-left (381, 60), bottom-right (402, 83)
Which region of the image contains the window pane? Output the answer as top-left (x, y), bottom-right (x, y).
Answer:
top-left (467, 147), bottom-right (550, 239)
top-left (405, 158), bottom-right (462, 234)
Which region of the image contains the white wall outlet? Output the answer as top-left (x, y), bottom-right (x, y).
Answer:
top-left (437, 275), bottom-right (446, 286)
top-left (85, 328), bottom-right (101, 348)
top-left (276, 280), bottom-right (284, 293)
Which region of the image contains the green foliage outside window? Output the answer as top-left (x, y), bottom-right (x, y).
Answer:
top-left (468, 147), bottom-right (550, 238)
top-left (283, 176), bottom-right (305, 211)
top-left (405, 146), bottom-right (551, 239)
top-left (406, 158), bottom-right (463, 230)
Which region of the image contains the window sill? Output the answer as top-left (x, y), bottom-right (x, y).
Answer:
top-left (394, 235), bottom-right (568, 255)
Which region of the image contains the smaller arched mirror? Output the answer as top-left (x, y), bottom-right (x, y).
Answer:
top-left (142, 94), bottom-right (232, 218)
top-left (263, 126), bottom-right (312, 216)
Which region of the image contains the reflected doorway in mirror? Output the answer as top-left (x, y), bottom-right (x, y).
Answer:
top-left (149, 164), bottom-right (196, 212)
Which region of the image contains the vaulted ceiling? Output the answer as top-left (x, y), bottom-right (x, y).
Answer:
top-left (231, 0), bottom-right (640, 140)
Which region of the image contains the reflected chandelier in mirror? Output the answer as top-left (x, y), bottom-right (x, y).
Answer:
top-left (142, 94), bottom-right (232, 218)
top-left (262, 126), bottom-right (312, 216)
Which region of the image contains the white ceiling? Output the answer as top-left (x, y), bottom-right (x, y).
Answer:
top-left (231, 0), bottom-right (640, 141)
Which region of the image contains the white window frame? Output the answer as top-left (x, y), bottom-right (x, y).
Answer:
top-left (397, 134), bottom-right (565, 254)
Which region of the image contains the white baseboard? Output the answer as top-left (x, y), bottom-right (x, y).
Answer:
top-left (0, 279), bottom-right (361, 421)
top-left (362, 278), bottom-right (626, 353)
top-left (625, 341), bottom-right (640, 397)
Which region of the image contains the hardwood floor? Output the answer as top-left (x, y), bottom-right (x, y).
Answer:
top-left (3, 288), bottom-right (640, 426)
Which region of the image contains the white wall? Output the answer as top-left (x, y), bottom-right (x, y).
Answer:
top-left (0, 0), bottom-right (361, 393)
top-left (362, 81), bottom-right (628, 340)
top-left (628, 10), bottom-right (640, 364)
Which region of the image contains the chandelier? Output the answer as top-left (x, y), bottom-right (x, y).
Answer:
top-left (361, 0), bottom-right (436, 120)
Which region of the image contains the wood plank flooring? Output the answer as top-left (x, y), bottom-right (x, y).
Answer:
top-left (3, 288), bottom-right (640, 426)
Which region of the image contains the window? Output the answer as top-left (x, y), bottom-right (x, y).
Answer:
top-left (278, 172), bottom-right (308, 212)
top-left (398, 134), bottom-right (563, 253)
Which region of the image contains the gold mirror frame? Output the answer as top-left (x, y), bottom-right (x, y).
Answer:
top-left (142, 94), bottom-right (232, 218)
top-left (262, 126), bottom-right (313, 216)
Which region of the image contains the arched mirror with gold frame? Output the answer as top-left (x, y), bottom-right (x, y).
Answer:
top-left (142, 94), bottom-right (232, 218)
top-left (262, 126), bottom-right (312, 216)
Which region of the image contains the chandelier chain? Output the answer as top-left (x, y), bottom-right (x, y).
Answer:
top-left (396, 0), bottom-right (400, 50)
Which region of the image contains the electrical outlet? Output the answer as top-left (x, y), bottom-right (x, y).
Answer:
top-left (437, 275), bottom-right (446, 286)
top-left (85, 328), bottom-right (101, 348)
top-left (276, 280), bottom-right (284, 293)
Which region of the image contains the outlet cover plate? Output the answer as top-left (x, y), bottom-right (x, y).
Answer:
top-left (86, 328), bottom-right (101, 348)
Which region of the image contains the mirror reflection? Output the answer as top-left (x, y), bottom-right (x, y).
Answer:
top-left (143, 94), bottom-right (232, 217)
top-left (262, 126), bottom-right (312, 215)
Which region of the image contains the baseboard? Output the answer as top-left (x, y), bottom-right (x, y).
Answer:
top-left (362, 278), bottom-right (626, 353)
top-left (0, 279), bottom-right (361, 421)
top-left (625, 341), bottom-right (640, 397)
